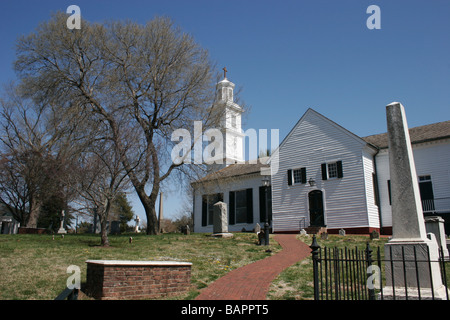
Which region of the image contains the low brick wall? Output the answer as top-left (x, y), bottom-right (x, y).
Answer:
top-left (85, 260), bottom-right (192, 300)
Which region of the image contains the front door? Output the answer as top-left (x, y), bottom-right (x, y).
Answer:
top-left (309, 190), bottom-right (325, 227)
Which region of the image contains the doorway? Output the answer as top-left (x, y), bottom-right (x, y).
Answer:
top-left (309, 190), bottom-right (325, 227)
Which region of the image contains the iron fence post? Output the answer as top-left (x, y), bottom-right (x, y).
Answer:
top-left (366, 242), bottom-right (376, 300)
top-left (310, 235), bottom-right (321, 300)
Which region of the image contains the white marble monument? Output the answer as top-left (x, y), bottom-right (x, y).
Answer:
top-left (382, 102), bottom-right (448, 299)
top-left (57, 210), bottom-right (67, 234)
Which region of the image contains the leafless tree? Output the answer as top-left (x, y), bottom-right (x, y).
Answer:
top-left (0, 85), bottom-right (84, 227)
top-left (14, 13), bottom-right (222, 234)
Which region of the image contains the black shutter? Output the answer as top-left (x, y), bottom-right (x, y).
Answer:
top-left (321, 163), bottom-right (328, 180)
top-left (301, 167), bottom-right (307, 184)
top-left (337, 161), bottom-right (343, 178)
top-left (246, 188), bottom-right (253, 224)
top-left (287, 169), bottom-right (292, 186)
top-left (229, 191), bottom-right (235, 225)
top-left (387, 180), bottom-right (392, 205)
top-left (201, 195), bottom-right (208, 227)
top-left (259, 186), bottom-right (266, 223)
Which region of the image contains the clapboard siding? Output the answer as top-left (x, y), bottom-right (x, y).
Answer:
top-left (376, 139), bottom-right (450, 229)
top-left (271, 109), bottom-right (378, 232)
top-left (192, 174), bottom-right (264, 233)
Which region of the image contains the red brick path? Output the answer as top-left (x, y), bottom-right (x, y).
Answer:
top-left (195, 234), bottom-right (311, 300)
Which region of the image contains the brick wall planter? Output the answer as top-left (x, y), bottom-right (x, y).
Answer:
top-left (85, 260), bottom-right (192, 300)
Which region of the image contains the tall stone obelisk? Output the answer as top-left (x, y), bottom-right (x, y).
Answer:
top-left (383, 102), bottom-right (447, 299)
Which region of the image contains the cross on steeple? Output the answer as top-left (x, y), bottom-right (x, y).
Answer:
top-left (223, 67), bottom-right (228, 79)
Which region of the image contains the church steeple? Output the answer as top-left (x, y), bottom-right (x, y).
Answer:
top-left (216, 68), bottom-right (235, 103)
top-left (210, 68), bottom-right (244, 170)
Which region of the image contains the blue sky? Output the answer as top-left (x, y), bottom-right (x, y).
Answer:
top-left (1, 0), bottom-right (449, 222)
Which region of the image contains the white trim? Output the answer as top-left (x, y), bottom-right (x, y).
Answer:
top-left (86, 260), bottom-right (192, 266)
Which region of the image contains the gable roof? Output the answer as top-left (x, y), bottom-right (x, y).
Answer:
top-left (363, 120), bottom-right (450, 149)
top-left (268, 108), bottom-right (372, 163)
top-left (192, 161), bottom-right (269, 184)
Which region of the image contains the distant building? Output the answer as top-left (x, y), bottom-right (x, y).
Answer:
top-left (0, 204), bottom-right (20, 234)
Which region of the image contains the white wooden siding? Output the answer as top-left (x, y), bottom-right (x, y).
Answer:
top-left (192, 174), bottom-right (264, 233)
top-left (271, 109), bottom-right (377, 232)
top-left (376, 138), bottom-right (450, 228)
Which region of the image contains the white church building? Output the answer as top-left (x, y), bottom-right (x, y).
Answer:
top-left (192, 74), bottom-right (450, 235)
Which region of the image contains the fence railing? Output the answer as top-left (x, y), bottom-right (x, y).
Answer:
top-left (310, 235), bottom-right (449, 300)
top-left (55, 287), bottom-right (79, 300)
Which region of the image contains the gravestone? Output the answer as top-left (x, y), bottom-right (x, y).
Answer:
top-left (134, 215), bottom-right (140, 233)
top-left (57, 210), bottom-right (67, 234)
top-left (211, 202), bottom-right (233, 238)
top-left (425, 216), bottom-right (449, 258)
top-left (339, 229), bottom-right (346, 236)
top-left (258, 229), bottom-right (266, 245)
top-left (110, 221), bottom-right (121, 235)
top-left (254, 223), bottom-right (261, 234)
top-left (382, 102), bottom-right (448, 299)
top-left (300, 229), bottom-right (307, 235)
top-left (181, 225), bottom-right (190, 235)
top-left (370, 230), bottom-right (380, 240)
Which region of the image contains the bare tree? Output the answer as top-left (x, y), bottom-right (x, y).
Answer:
top-left (0, 85), bottom-right (84, 227)
top-left (14, 13), bottom-right (222, 234)
top-left (75, 134), bottom-right (131, 246)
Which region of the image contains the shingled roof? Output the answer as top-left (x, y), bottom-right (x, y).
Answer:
top-left (192, 161), bottom-right (269, 184)
top-left (363, 120), bottom-right (450, 149)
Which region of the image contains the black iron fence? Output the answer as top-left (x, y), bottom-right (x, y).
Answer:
top-left (310, 235), bottom-right (450, 300)
top-left (55, 287), bottom-right (79, 300)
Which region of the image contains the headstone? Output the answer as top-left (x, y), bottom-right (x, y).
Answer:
top-left (370, 230), bottom-right (380, 240)
top-left (181, 225), bottom-right (190, 235)
top-left (110, 221), bottom-right (121, 235)
top-left (339, 228), bottom-right (346, 236)
top-left (300, 228), bottom-right (307, 235)
top-left (254, 223), bottom-right (261, 234)
top-left (425, 216), bottom-right (449, 258)
top-left (57, 210), bottom-right (67, 234)
top-left (382, 102), bottom-right (448, 299)
top-left (258, 229), bottom-right (266, 245)
top-left (211, 201), bottom-right (233, 238)
top-left (134, 215), bottom-right (140, 233)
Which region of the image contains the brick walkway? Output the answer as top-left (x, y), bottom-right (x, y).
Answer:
top-left (195, 234), bottom-right (311, 300)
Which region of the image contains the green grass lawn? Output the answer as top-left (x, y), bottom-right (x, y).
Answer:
top-left (4, 232), bottom-right (445, 300)
top-left (0, 232), bottom-right (281, 300)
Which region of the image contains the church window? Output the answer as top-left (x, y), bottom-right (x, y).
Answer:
top-left (321, 161), bottom-right (343, 180)
top-left (229, 188), bottom-right (253, 225)
top-left (231, 114), bottom-right (237, 128)
top-left (228, 88), bottom-right (233, 101)
top-left (327, 162), bottom-right (338, 178)
top-left (291, 168), bottom-right (307, 184)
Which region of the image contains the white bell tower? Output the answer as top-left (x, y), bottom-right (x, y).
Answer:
top-left (213, 67), bottom-right (244, 168)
